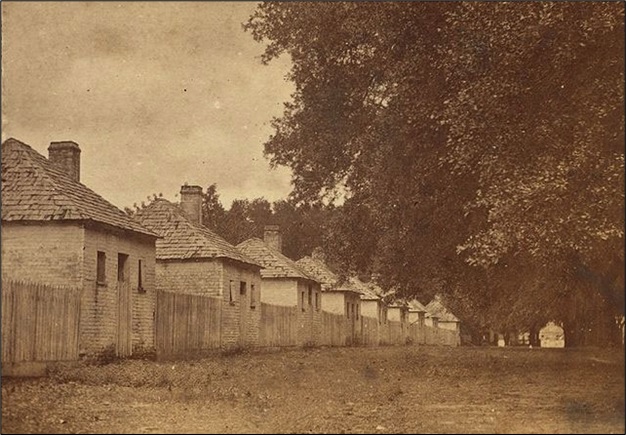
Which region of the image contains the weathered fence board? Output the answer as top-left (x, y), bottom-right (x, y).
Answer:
top-left (1, 280), bottom-right (81, 363)
top-left (388, 320), bottom-right (405, 345)
top-left (155, 291), bottom-right (222, 358)
top-left (155, 291), bottom-right (458, 358)
top-left (259, 303), bottom-right (300, 347)
top-left (321, 311), bottom-right (349, 346)
top-left (361, 316), bottom-right (380, 346)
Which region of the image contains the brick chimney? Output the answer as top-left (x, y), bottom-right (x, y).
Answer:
top-left (264, 225), bottom-right (282, 253)
top-left (48, 141), bottom-right (81, 182)
top-left (180, 184), bottom-right (203, 226)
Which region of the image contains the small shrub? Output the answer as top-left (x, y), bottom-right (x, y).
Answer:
top-left (93, 344), bottom-right (119, 366)
top-left (302, 340), bottom-right (318, 350)
top-left (221, 344), bottom-right (246, 357)
top-left (129, 346), bottom-right (157, 361)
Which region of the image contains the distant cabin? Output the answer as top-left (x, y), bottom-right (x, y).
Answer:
top-left (135, 186), bottom-right (263, 349)
top-left (238, 227), bottom-right (322, 346)
top-left (425, 295), bottom-right (461, 333)
top-left (539, 322), bottom-right (565, 348)
top-left (296, 253), bottom-right (363, 345)
top-left (350, 276), bottom-right (388, 326)
top-left (407, 299), bottom-right (428, 327)
top-left (387, 303), bottom-right (409, 325)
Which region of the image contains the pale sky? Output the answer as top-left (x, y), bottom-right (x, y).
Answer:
top-left (1, 1), bottom-right (295, 209)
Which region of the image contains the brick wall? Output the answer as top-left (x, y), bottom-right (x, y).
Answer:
top-left (1, 222), bottom-right (84, 287)
top-left (156, 259), bottom-right (222, 297)
top-left (221, 261), bottom-right (263, 348)
top-left (321, 292), bottom-right (344, 316)
top-left (312, 284), bottom-right (323, 345)
top-left (361, 300), bottom-right (379, 320)
top-left (408, 311), bottom-right (425, 327)
top-left (260, 278), bottom-right (298, 307)
top-left (348, 292), bottom-right (362, 344)
top-left (82, 227), bottom-right (156, 355)
top-left (321, 291), bottom-right (362, 345)
top-left (155, 257), bottom-right (263, 349)
top-left (361, 300), bottom-right (380, 345)
top-left (387, 307), bottom-right (403, 322)
top-left (2, 222), bottom-right (157, 356)
top-left (296, 280), bottom-right (322, 345)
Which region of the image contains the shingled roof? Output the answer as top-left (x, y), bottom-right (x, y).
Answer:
top-left (237, 238), bottom-right (317, 281)
top-left (1, 138), bottom-right (156, 237)
top-left (134, 199), bottom-right (260, 266)
top-left (346, 276), bottom-right (384, 300)
top-left (296, 256), bottom-right (361, 294)
top-left (408, 299), bottom-right (428, 312)
top-left (425, 295), bottom-right (460, 322)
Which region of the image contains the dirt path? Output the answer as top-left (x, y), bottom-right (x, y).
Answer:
top-left (2, 346), bottom-right (624, 434)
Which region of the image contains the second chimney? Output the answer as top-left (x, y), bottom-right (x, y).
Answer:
top-left (180, 184), bottom-right (203, 226)
top-left (48, 141), bottom-right (81, 182)
top-left (264, 225), bottom-right (282, 253)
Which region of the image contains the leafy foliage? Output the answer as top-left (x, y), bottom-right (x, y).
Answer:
top-left (200, 184), bottom-right (335, 261)
top-left (245, 2), bottom-right (625, 344)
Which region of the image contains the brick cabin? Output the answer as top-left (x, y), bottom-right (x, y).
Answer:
top-left (1, 138), bottom-right (158, 357)
top-left (424, 311), bottom-right (440, 328)
top-left (349, 276), bottom-right (388, 325)
top-left (386, 300), bottom-right (408, 321)
top-left (407, 299), bottom-right (428, 327)
top-left (237, 226), bottom-right (322, 346)
top-left (425, 294), bottom-right (461, 333)
top-left (296, 252), bottom-right (363, 345)
top-left (386, 300), bottom-right (409, 341)
top-left (134, 186), bottom-right (263, 348)
top-left (347, 276), bottom-right (389, 345)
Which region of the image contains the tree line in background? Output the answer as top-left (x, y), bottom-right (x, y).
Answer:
top-left (200, 183), bottom-right (333, 262)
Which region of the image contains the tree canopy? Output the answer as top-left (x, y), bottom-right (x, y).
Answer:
top-left (200, 183), bottom-right (335, 261)
top-left (245, 2), bottom-right (625, 344)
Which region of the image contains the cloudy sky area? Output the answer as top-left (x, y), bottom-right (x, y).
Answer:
top-left (2, 1), bottom-right (294, 209)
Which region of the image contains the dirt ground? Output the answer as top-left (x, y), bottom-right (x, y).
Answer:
top-left (1, 345), bottom-right (624, 434)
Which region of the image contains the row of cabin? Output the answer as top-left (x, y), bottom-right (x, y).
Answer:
top-left (1, 138), bottom-right (461, 358)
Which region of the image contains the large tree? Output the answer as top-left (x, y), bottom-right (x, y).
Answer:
top-left (246, 2), bottom-right (624, 345)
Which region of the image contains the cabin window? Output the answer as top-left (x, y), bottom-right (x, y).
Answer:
top-left (356, 303), bottom-right (359, 320)
top-left (137, 259), bottom-right (145, 293)
top-left (308, 284), bottom-right (312, 306)
top-left (117, 253), bottom-right (128, 283)
top-left (250, 284), bottom-right (257, 308)
top-left (301, 291), bottom-right (306, 311)
top-left (315, 292), bottom-right (320, 311)
top-left (240, 281), bottom-right (247, 297)
top-left (346, 302), bottom-right (350, 318)
top-left (96, 251), bottom-right (106, 285)
top-left (229, 280), bottom-right (235, 305)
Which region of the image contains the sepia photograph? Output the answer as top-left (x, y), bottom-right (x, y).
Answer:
top-left (1, 1), bottom-right (624, 433)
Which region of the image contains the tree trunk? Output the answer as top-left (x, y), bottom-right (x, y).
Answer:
top-left (529, 326), bottom-right (540, 347)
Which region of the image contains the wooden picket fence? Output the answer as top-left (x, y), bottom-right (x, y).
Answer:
top-left (146, 291), bottom-right (460, 358)
top-left (259, 303), bottom-right (300, 347)
top-left (155, 290), bottom-right (222, 358)
top-left (1, 280), bottom-right (81, 363)
top-left (361, 316), bottom-right (380, 346)
top-left (321, 311), bottom-right (350, 346)
top-left (2, 280), bottom-right (459, 369)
